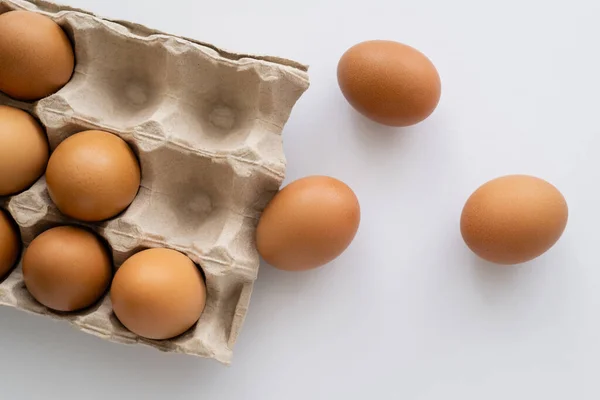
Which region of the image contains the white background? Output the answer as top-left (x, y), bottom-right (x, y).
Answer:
top-left (2, 0), bottom-right (600, 398)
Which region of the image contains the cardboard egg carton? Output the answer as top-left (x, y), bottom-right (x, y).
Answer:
top-left (0, 0), bottom-right (309, 364)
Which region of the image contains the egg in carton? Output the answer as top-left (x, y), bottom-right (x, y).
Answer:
top-left (0, 0), bottom-right (309, 364)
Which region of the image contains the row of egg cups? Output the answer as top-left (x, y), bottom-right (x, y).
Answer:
top-left (0, 211), bottom-right (207, 341)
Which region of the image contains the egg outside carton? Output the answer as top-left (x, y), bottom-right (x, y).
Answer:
top-left (0, 0), bottom-right (309, 364)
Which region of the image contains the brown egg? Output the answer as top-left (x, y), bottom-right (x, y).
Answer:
top-left (337, 40), bottom-right (441, 127)
top-left (46, 130), bottom-right (141, 222)
top-left (0, 10), bottom-right (75, 101)
top-left (0, 106), bottom-right (49, 196)
top-left (111, 248), bottom-right (206, 340)
top-left (0, 209), bottom-right (20, 279)
top-left (256, 176), bottom-right (361, 271)
top-left (460, 175), bottom-right (568, 265)
top-left (23, 226), bottom-right (112, 312)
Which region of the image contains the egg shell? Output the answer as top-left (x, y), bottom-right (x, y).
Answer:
top-left (460, 175), bottom-right (568, 265)
top-left (337, 40), bottom-right (441, 127)
top-left (0, 209), bottom-right (20, 279)
top-left (256, 176), bottom-right (361, 271)
top-left (46, 130), bottom-right (141, 222)
top-left (22, 226), bottom-right (113, 312)
top-left (0, 105), bottom-right (49, 196)
top-left (110, 248), bottom-right (207, 340)
top-left (0, 10), bottom-right (74, 101)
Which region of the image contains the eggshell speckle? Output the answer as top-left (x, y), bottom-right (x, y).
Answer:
top-left (256, 176), bottom-right (361, 271)
top-left (460, 175), bottom-right (568, 265)
top-left (110, 248), bottom-right (206, 340)
top-left (23, 226), bottom-right (113, 312)
top-left (0, 106), bottom-right (49, 196)
top-left (0, 209), bottom-right (20, 279)
top-left (0, 10), bottom-right (75, 101)
top-left (337, 40), bottom-right (441, 127)
top-left (46, 130), bottom-right (141, 222)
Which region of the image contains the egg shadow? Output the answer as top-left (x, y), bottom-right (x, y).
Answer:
top-left (350, 108), bottom-right (410, 147)
top-left (346, 105), bottom-right (443, 170)
top-left (470, 254), bottom-right (521, 283)
top-left (254, 258), bottom-right (323, 296)
top-left (467, 252), bottom-right (533, 302)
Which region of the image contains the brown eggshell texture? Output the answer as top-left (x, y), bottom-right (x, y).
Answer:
top-left (256, 176), bottom-right (361, 271)
top-left (110, 248), bottom-right (207, 340)
top-left (460, 175), bottom-right (568, 265)
top-left (22, 226), bottom-right (113, 312)
top-left (0, 10), bottom-right (75, 101)
top-left (0, 106), bottom-right (49, 196)
top-left (337, 40), bottom-right (441, 127)
top-left (46, 130), bottom-right (141, 222)
top-left (0, 209), bottom-right (20, 279)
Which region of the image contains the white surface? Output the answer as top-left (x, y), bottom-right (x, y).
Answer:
top-left (2, 0), bottom-right (600, 398)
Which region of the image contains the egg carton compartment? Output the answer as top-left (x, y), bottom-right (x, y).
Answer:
top-left (0, 0), bottom-right (309, 364)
